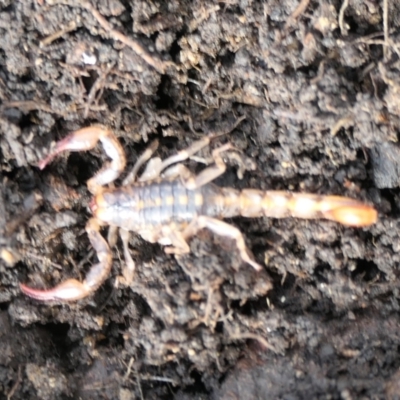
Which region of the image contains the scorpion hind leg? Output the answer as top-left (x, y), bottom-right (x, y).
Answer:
top-left (20, 219), bottom-right (113, 301)
top-left (182, 216), bottom-right (262, 271)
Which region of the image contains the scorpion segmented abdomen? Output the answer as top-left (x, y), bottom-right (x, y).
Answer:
top-left (93, 180), bottom-right (207, 230)
top-left (211, 188), bottom-right (377, 227)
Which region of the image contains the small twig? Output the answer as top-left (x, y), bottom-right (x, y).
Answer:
top-left (135, 370), bottom-right (144, 400)
top-left (339, 0), bottom-right (350, 36)
top-left (80, 1), bottom-right (171, 74)
top-left (310, 60), bottom-right (325, 85)
top-left (138, 374), bottom-right (178, 385)
top-left (23, 251), bottom-right (64, 271)
top-left (272, 108), bottom-right (328, 124)
top-left (383, 0), bottom-right (389, 60)
top-left (83, 63), bottom-right (114, 118)
top-left (330, 114), bottom-right (354, 136)
top-left (123, 357), bottom-right (134, 381)
top-left (227, 330), bottom-right (276, 352)
top-left (40, 20), bottom-right (78, 47)
top-left (351, 31), bottom-right (385, 43)
top-left (208, 114), bottom-right (247, 138)
top-left (284, 0), bottom-right (310, 30)
top-left (355, 38), bottom-right (400, 59)
top-left (7, 365), bottom-right (22, 400)
top-left (1, 100), bottom-right (60, 114)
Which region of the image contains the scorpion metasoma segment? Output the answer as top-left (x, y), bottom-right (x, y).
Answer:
top-left (20, 125), bottom-right (378, 301)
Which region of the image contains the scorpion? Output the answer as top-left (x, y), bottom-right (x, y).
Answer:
top-left (20, 124), bottom-right (378, 301)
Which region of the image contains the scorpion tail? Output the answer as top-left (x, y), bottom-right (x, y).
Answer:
top-left (235, 190), bottom-right (377, 227)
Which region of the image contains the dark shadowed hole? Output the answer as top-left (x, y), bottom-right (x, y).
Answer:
top-left (155, 75), bottom-right (173, 109)
top-left (67, 153), bottom-right (97, 183)
top-left (183, 369), bottom-right (209, 396)
top-left (351, 260), bottom-right (380, 282)
top-left (215, 321), bottom-right (224, 334)
top-left (41, 323), bottom-right (72, 362)
top-left (81, 74), bottom-right (96, 94)
top-left (218, 49), bottom-right (235, 68)
top-left (308, 298), bottom-right (335, 317)
top-left (3, 166), bottom-right (37, 191)
top-left (230, 299), bottom-right (255, 316)
top-left (17, 112), bottom-right (32, 130)
top-left (169, 29), bottom-right (184, 61)
top-left (314, 263), bottom-right (331, 284)
top-left (46, 322), bottom-right (70, 340)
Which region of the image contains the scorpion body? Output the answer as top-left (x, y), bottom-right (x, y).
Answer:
top-left (93, 180), bottom-right (374, 230)
top-left (20, 125), bottom-right (377, 302)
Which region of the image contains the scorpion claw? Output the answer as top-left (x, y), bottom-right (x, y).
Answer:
top-left (37, 126), bottom-right (125, 176)
top-left (20, 279), bottom-right (91, 302)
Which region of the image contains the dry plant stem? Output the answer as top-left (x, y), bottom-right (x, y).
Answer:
top-left (6, 365), bottom-right (22, 400)
top-left (1, 100), bottom-right (60, 114)
top-left (339, 0), bottom-right (350, 36)
top-left (383, 0), bottom-right (389, 60)
top-left (40, 20), bottom-right (77, 47)
top-left (284, 0), bottom-right (310, 30)
top-left (80, 1), bottom-right (170, 74)
top-left (226, 327), bottom-right (276, 352)
top-left (138, 375), bottom-right (177, 384)
top-left (136, 370), bottom-right (144, 400)
top-left (83, 64), bottom-right (114, 118)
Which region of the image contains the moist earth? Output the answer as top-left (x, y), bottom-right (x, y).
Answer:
top-left (1, 1), bottom-right (400, 399)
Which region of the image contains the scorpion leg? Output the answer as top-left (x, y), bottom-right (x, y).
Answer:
top-left (138, 135), bottom-right (217, 182)
top-left (115, 228), bottom-right (136, 287)
top-left (161, 164), bottom-right (194, 181)
top-left (163, 143), bottom-right (238, 189)
top-left (138, 157), bottom-right (163, 182)
top-left (20, 218), bottom-right (112, 301)
top-left (181, 216), bottom-right (262, 271)
top-left (184, 144), bottom-right (233, 189)
top-left (152, 116), bottom-right (247, 180)
top-left (38, 126), bottom-right (126, 193)
top-left (137, 225), bottom-right (191, 256)
top-left (161, 226), bottom-right (191, 255)
top-left (123, 139), bottom-right (159, 185)
top-left (148, 143), bottom-right (238, 189)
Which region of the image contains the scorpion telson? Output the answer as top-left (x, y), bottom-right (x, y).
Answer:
top-left (20, 125), bottom-right (378, 301)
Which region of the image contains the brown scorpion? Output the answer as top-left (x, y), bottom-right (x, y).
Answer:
top-left (20, 125), bottom-right (378, 301)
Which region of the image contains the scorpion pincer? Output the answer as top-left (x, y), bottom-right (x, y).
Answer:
top-left (20, 125), bottom-right (378, 301)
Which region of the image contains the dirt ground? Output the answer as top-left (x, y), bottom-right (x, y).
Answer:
top-left (1, 0), bottom-right (400, 399)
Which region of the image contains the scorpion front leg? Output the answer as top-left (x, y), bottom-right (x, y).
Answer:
top-left (20, 219), bottom-right (112, 301)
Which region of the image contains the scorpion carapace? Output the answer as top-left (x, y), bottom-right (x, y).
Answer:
top-left (20, 125), bottom-right (377, 301)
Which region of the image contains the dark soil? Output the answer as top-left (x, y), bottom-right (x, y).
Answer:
top-left (1, 1), bottom-right (400, 399)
